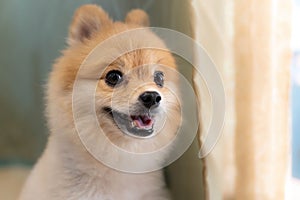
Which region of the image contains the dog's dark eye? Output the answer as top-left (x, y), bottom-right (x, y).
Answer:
top-left (105, 70), bottom-right (123, 87)
top-left (154, 71), bottom-right (164, 87)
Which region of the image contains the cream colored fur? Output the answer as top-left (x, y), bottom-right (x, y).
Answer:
top-left (19, 5), bottom-right (180, 200)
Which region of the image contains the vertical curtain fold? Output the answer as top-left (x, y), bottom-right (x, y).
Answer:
top-left (192, 0), bottom-right (292, 199)
top-left (234, 0), bottom-right (291, 199)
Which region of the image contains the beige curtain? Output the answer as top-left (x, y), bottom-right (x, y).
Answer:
top-left (192, 0), bottom-right (292, 199)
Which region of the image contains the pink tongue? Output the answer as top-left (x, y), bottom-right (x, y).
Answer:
top-left (132, 115), bottom-right (153, 128)
top-left (140, 115), bottom-right (152, 125)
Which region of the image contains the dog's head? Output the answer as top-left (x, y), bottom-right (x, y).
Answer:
top-left (47, 5), bottom-right (181, 154)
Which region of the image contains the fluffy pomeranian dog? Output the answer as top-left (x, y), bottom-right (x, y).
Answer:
top-left (19, 4), bottom-right (181, 200)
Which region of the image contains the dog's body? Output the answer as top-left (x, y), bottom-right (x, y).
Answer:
top-left (19, 132), bottom-right (169, 200)
top-left (19, 5), bottom-right (180, 200)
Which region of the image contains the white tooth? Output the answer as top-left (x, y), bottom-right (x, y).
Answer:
top-left (133, 120), bottom-right (138, 127)
top-left (131, 122), bottom-right (134, 127)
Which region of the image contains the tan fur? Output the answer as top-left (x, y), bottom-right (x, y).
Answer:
top-left (19, 4), bottom-right (180, 200)
top-left (125, 9), bottom-right (150, 27)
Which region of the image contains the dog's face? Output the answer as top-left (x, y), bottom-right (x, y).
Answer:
top-left (98, 52), bottom-right (174, 138)
top-left (96, 51), bottom-right (181, 152)
top-left (47, 5), bottom-right (181, 154)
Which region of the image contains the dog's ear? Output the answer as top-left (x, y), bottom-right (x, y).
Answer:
top-left (68, 4), bottom-right (112, 45)
top-left (125, 9), bottom-right (150, 27)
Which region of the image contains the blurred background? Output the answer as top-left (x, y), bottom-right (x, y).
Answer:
top-left (0, 0), bottom-right (299, 200)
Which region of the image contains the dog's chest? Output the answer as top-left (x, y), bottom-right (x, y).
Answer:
top-left (64, 169), bottom-right (162, 200)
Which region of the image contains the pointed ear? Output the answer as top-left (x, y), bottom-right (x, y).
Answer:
top-left (68, 4), bottom-right (112, 45)
top-left (125, 9), bottom-right (150, 27)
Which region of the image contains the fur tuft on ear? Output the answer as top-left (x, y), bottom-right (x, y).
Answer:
top-left (68, 4), bottom-right (112, 45)
top-left (125, 9), bottom-right (150, 27)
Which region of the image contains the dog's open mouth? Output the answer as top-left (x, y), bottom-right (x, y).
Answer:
top-left (103, 107), bottom-right (155, 138)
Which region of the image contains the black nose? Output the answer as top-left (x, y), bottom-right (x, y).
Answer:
top-left (139, 91), bottom-right (161, 109)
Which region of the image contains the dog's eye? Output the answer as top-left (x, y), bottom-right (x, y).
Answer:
top-left (105, 70), bottom-right (123, 87)
top-left (154, 71), bottom-right (164, 87)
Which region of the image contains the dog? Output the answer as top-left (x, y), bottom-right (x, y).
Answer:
top-left (19, 4), bottom-right (181, 200)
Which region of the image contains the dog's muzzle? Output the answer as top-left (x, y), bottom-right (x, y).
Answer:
top-left (102, 91), bottom-right (162, 138)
